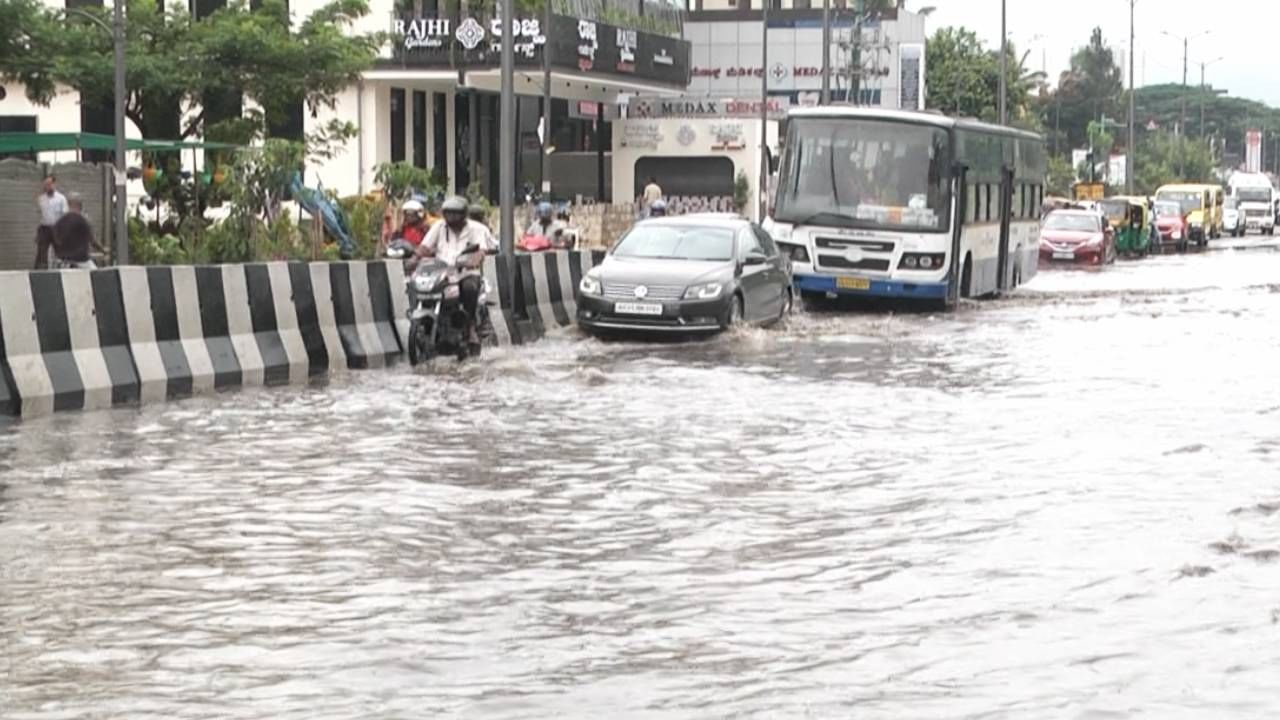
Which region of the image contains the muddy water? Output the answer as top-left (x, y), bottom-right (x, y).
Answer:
top-left (3, 248), bottom-right (1280, 718)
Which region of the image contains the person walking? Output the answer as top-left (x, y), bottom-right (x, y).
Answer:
top-left (51, 194), bottom-right (105, 269)
top-left (35, 175), bottom-right (68, 269)
top-left (642, 176), bottom-right (663, 207)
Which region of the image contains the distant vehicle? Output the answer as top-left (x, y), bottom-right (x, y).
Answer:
top-left (1039, 209), bottom-right (1115, 266)
top-left (577, 215), bottom-right (793, 336)
top-left (765, 107), bottom-right (1045, 308)
top-left (1152, 200), bottom-right (1190, 253)
top-left (1227, 172), bottom-right (1275, 235)
top-left (1154, 184), bottom-right (1222, 246)
top-left (1099, 196), bottom-right (1152, 257)
top-left (1223, 196), bottom-right (1243, 237)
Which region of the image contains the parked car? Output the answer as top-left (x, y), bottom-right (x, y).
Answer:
top-left (1152, 200), bottom-right (1189, 253)
top-left (577, 215), bottom-right (793, 336)
top-left (1039, 209), bottom-right (1115, 266)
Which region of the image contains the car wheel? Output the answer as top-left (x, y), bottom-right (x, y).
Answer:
top-left (723, 293), bottom-right (744, 330)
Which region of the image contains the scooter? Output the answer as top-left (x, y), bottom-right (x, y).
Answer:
top-left (398, 244), bottom-right (498, 365)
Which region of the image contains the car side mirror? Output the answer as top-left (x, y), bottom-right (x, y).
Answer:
top-left (744, 252), bottom-right (767, 266)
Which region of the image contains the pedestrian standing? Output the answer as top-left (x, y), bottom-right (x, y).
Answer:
top-left (642, 176), bottom-right (663, 207)
top-left (52, 193), bottom-right (104, 269)
top-left (35, 175), bottom-right (68, 270)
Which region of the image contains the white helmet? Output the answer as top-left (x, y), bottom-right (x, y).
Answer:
top-left (402, 199), bottom-right (425, 214)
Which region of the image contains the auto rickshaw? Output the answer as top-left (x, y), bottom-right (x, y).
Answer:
top-left (1099, 196), bottom-right (1152, 257)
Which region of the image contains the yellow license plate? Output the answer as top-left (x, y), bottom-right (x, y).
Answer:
top-left (836, 277), bottom-right (871, 291)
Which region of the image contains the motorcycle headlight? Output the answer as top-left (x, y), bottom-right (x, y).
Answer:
top-left (1171, 230), bottom-right (1183, 239)
top-left (683, 282), bottom-right (723, 300)
top-left (386, 247), bottom-right (406, 259)
top-left (580, 274), bottom-right (602, 295)
top-left (414, 272), bottom-right (442, 293)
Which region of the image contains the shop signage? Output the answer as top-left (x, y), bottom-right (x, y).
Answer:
top-left (578, 20), bottom-right (598, 71)
top-left (692, 66), bottom-right (821, 80)
top-left (396, 15), bottom-right (545, 58)
top-left (709, 122), bottom-right (746, 151)
top-left (898, 43), bottom-right (924, 112)
top-left (629, 96), bottom-right (792, 120)
top-left (677, 125), bottom-right (696, 146)
top-left (621, 122), bottom-right (664, 150)
top-left (616, 28), bottom-right (638, 73)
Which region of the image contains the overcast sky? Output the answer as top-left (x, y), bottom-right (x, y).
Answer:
top-left (917, 0), bottom-right (1277, 107)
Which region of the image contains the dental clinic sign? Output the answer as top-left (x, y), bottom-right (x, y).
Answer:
top-left (395, 16), bottom-right (547, 58)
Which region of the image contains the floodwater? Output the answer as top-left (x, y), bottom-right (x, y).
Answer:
top-left (3, 245), bottom-right (1280, 719)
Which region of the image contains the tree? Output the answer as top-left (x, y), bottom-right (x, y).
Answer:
top-left (0, 0), bottom-right (60, 102)
top-left (1134, 131), bottom-right (1214, 193)
top-left (925, 27), bottom-right (1039, 126)
top-left (1051, 28), bottom-right (1124, 152)
top-left (13, 0), bottom-right (380, 143)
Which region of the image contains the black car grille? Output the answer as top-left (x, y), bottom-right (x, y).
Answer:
top-left (603, 283), bottom-right (685, 301)
top-left (816, 255), bottom-right (892, 271)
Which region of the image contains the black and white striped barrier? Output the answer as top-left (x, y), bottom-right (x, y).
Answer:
top-left (482, 254), bottom-right (523, 346)
top-left (0, 261), bottom-right (405, 418)
top-left (517, 250), bottom-right (604, 338)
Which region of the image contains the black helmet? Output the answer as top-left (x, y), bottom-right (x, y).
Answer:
top-left (441, 195), bottom-right (468, 215)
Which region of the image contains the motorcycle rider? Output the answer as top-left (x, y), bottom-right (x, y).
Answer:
top-left (525, 201), bottom-right (565, 241)
top-left (397, 199), bottom-right (430, 247)
top-left (412, 196), bottom-right (497, 346)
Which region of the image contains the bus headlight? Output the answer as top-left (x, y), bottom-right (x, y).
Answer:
top-left (899, 253), bottom-right (945, 270)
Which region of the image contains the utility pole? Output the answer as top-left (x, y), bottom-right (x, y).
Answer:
top-left (820, 0), bottom-right (831, 104)
top-left (540, 0), bottom-right (552, 200)
top-left (1198, 57), bottom-right (1224, 139)
top-left (1127, 0), bottom-right (1135, 195)
top-left (1163, 30), bottom-right (1211, 177)
top-left (498, 0), bottom-right (515, 301)
top-left (998, 0), bottom-right (1007, 125)
top-left (760, 0), bottom-right (769, 220)
top-left (112, 0), bottom-right (127, 264)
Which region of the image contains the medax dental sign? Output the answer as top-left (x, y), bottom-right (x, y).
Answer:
top-left (396, 16), bottom-right (546, 58)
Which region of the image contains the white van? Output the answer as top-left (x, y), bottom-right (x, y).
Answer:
top-left (1228, 172), bottom-right (1276, 235)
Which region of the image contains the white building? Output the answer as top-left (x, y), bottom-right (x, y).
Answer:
top-left (0, 0), bottom-right (692, 202)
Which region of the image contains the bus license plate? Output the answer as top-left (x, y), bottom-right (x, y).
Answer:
top-left (836, 277), bottom-right (871, 291)
top-left (1053, 251), bottom-right (1075, 260)
top-left (614, 302), bottom-right (663, 315)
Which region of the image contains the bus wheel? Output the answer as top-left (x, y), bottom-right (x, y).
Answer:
top-left (960, 254), bottom-right (973, 299)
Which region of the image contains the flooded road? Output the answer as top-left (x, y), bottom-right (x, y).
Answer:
top-left (4, 246), bottom-right (1280, 718)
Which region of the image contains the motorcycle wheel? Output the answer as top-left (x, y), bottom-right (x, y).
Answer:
top-left (408, 318), bottom-right (434, 366)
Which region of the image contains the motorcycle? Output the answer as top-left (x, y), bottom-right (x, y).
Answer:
top-left (397, 243), bottom-right (498, 365)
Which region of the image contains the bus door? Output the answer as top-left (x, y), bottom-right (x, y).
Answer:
top-left (997, 166), bottom-right (1014, 291)
top-left (948, 164), bottom-right (969, 306)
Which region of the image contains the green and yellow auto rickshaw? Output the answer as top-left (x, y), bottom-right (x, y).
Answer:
top-left (1099, 196), bottom-right (1152, 257)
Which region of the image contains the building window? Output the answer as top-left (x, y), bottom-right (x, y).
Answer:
top-left (390, 88), bottom-right (406, 163)
top-left (412, 91), bottom-right (427, 168)
top-left (793, 0), bottom-right (812, 7)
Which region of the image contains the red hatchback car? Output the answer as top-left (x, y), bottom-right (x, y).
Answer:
top-left (1152, 200), bottom-right (1190, 253)
top-left (1039, 209), bottom-right (1116, 266)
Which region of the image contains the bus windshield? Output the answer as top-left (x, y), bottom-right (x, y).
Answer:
top-left (774, 118), bottom-right (951, 233)
top-left (1156, 190), bottom-right (1204, 215)
top-left (1236, 187), bottom-right (1272, 203)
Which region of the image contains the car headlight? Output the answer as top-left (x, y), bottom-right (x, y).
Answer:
top-left (580, 275), bottom-right (602, 295)
top-left (1171, 230), bottom-right (1183, 239)
top-left (683, 282), bottom-right (723, 300)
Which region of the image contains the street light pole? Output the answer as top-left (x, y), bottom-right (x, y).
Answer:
top-left (998, 0), bottom-right (1007, 125)
top-left (498, 0), bottom-right (515, 298)
top-left (820, 0), bottom-right (831, 105)
top-left (1163, 29), bottom-right (1210, 178)
top-left (760, 0), bottom-right (769, 220)
top-left (1198, 57), bottom-right (1224, 139)
top-left (1127, 0), bottom-right (1135, 195)
top-left (112, 0), bottom-right (127, 264)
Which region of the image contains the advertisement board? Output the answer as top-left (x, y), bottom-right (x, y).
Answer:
top-left (1246, 129), bottom-right (1263, 173)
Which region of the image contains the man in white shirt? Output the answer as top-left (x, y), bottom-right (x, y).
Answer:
top-left (35, 175), bottom-right (68, 269)
top-left (412, 196), bottom-right (498, 343)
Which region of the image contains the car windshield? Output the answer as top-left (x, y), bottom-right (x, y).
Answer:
top-left (1098, 200), bottom-right (1128, 222)
top-left (1044, 213), bottom-right (1100, 232)
top-left (1157, 190), bottom-right (1204, 215)
top-left (774, 118), bottom-right (951, 233)
top-left (613, 224), bottom-right (736, 261)
top-left (1237, 187), bottom-right (1272, 203)
top-left (1154, 202), bottom-right (1182, 218)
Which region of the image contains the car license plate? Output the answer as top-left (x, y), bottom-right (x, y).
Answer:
top-left (614, 302), bottom-right (663, 316)
top-left (1052, 251), bottom-right (1075, 260)
top-left (836, 276), bottom-right (871, 291)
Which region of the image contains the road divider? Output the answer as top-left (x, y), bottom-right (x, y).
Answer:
top-left (0, 251), bottom-right (607, 417)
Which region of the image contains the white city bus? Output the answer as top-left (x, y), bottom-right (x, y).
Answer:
top-left (765, 107), bottom-right (1046, 306)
